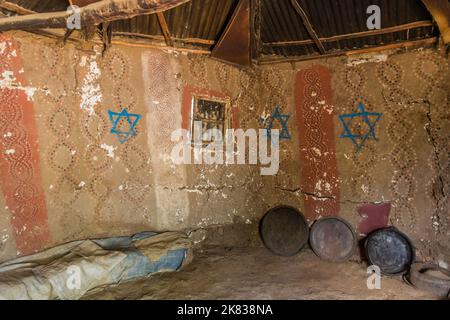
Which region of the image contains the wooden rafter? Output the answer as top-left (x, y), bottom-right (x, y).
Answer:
top-left (263, 21), bottom-right (434, 47)
top-left (62, 28), bottom-right (75, 43)
top-left (259, 37), bottom-right (438, 65)
top-left (112, 32), bottom-right (215, 45)
top-left (290, 0), bottom-right (325, 54)
top-left (0, 1), bottom-right (34, 15)
top-left (71, 0), bottom-right (102, 6)
top-left (251, 0), bottom-right (262, 60)
top-left (0, 0), bottom-right (190, 32)
top-left (156, 11), bottom-right (173, 47)
top-left (112, 38), bottom-right (210, 54)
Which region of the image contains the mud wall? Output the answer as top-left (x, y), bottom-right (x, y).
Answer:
top-left (257, 50), bottom-right (449, 261)
top-left (0, 31), bottom-right (448, 262)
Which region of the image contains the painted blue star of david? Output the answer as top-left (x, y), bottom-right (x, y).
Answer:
top-left (260, 106), bottom-right (291, 144)
top-left (339, 102), bottom-right (382, 152)
top-left (108, 109), bottom-right (142, 144)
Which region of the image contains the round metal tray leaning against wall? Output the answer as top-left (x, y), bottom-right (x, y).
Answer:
top-left (259, 206), bottom-right (450, 298)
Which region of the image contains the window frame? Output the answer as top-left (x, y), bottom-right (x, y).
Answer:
top-left (190, 94), bottom-right (232, 145)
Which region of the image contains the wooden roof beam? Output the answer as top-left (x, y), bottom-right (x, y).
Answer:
top-left (290, 0), bottom-right (326, 54)
top-left (0, 1), bottom-right (34, 15)
top-left (156, 11), bottom-right (173, 47)
top-left (263, 20), bottom-right (434, 47)
top-left (0, 0), bottom-right (190, 32)
top-left (259, 37), bottom-right (438, 65)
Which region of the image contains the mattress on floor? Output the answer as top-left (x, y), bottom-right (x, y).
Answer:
top-left (0, 231), bottom-right (192, 300)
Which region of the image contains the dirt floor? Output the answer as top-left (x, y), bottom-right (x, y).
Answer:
top-left (83, 246), bottom-right (439, 300)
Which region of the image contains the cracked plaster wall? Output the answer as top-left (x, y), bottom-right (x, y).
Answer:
top-left (258, 49), bottom-right (450, 261)
top-left (0, 31), bottom-right (448, 262)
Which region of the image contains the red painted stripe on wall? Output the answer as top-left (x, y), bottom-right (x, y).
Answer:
top-left (295, 65), bottom-right (340, 220)
top-left (0, 34), bottom-right (50, 255)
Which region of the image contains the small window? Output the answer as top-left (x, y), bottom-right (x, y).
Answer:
top-left (191, 95), bottom-right (231, 144)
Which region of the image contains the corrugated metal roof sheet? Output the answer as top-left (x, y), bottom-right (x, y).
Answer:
top-left (112, 0), bottom-right (237, 39)
top-left (260, 0), bottom-right (436, 57)
top-left (0, 0), bottom-right (438, 58)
